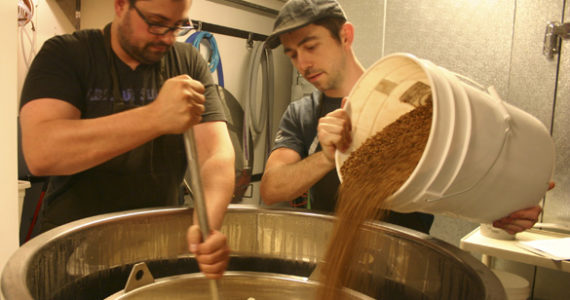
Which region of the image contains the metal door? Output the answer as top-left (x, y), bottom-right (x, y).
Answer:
top-left (341, 0), bottom-right (569, 298)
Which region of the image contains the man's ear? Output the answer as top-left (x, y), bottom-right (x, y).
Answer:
top-left (340, 22), bottom-right (355, 48)
top-left (115, 0), bottom-right (129, 17)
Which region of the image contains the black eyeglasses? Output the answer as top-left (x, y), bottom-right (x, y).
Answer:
top-left (132, 4), bottom-right (193, 36)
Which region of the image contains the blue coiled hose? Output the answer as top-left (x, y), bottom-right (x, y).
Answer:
top-left (186, 31), bottom-right (225, 87)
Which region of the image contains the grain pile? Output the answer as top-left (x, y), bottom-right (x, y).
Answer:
top-left (316, 96), bottom-right (433, 299)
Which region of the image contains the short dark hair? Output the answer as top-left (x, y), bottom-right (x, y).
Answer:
top-left (313, 17), bottom-right (346, 43)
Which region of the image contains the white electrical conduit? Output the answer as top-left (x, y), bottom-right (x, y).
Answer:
top-left (243, 42), bottom-right (274, 170)
top-left (20, 25), bottom-right (37, 69)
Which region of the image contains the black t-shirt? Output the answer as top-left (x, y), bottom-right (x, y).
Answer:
top-left (20, 27), bottom-right (224, 120)
top-left (272, 91), bottom-right (434, 234)
top-left (20, 26), bottom-right (226, 234)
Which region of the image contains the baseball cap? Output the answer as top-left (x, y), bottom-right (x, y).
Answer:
top-left (265, 0), bottom-right (347, 49)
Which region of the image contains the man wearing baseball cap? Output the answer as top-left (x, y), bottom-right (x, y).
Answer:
top-left (260, 0), bottom-right (435, 233)
top-left (260, 0), bottom-right (544, 235)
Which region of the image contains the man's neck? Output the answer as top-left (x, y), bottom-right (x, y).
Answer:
top-left (323, 56), bottom-right (365, 98)
top-left (110, 22), bottom-right (140, 70)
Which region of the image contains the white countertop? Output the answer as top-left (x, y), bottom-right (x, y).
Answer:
top-left (460, 227), bottom-right (570, 272)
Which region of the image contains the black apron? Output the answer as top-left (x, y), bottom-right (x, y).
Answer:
top-left (308, 94), bottom-right (342, 212)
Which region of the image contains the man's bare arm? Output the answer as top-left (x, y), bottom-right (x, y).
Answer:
top-left (193, 121), bottom-right (235, 230)
top-left (261, 148), bottom-right (334, 205)
top-left (20, 75), bottom-right (205, 176)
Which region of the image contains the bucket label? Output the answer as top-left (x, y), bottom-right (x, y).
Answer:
top-left (400, 81), bottom-right (432, 107)
top-left (375, 79), bottom-right (397, 95)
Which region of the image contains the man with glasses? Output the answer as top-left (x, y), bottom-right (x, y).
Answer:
top-left (19, 0), bottom-right (232, 278)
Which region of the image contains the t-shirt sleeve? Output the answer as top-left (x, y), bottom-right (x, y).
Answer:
top-left (185, 45), bottom-right (226, 123)
top-left (20, 34), bottom-right (84, 110)
top-left (272, 103), bottom-right (307, 158)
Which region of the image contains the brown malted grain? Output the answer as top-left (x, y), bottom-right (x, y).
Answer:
top-left (316, 97), bottom-right (432, 299)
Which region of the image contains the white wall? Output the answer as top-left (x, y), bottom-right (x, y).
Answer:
top-left (18, 0), bottom-right (76, 106)
top-left (0, 0), bottom-right (19, 283)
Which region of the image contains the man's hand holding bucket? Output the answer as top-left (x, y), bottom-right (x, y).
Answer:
top-left (492, 182), bottom-right (555, 234)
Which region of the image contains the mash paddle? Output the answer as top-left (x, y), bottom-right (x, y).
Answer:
top-left (183, 129), bottom-right (220, 300)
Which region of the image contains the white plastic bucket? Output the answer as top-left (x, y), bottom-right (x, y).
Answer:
top-left (336, 53), bottom-right (555, 223)
top-left (491, 269), bottom-right (530, 300)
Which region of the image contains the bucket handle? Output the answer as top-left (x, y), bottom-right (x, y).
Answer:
top-left (446, 70), bottom-right (512, 133)
top-left (445, 69), bottom-right (511, 125)
top-left (448, 71), bottom-right (512, 122)
top-left (423, 81), bottom-right (512, 203)
top-left (453, 72), bottom-right (486, 90)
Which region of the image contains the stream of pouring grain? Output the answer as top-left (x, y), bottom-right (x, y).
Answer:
top-left (317, 100), bottom-right (432, 299)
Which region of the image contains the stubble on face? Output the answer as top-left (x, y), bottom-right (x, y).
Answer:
top-left (303, 45), bottom-right (346, 94)
top-left (117, 9), bottom-right (172, 65)
top-left (283, 25), bottom-right (347, 95)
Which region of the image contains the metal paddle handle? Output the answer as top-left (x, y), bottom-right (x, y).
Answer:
top-left (183, 129), bottom-right (220, 300)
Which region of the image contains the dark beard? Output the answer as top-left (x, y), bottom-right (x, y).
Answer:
top-left (117, 14), bottom-right (171, 65)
